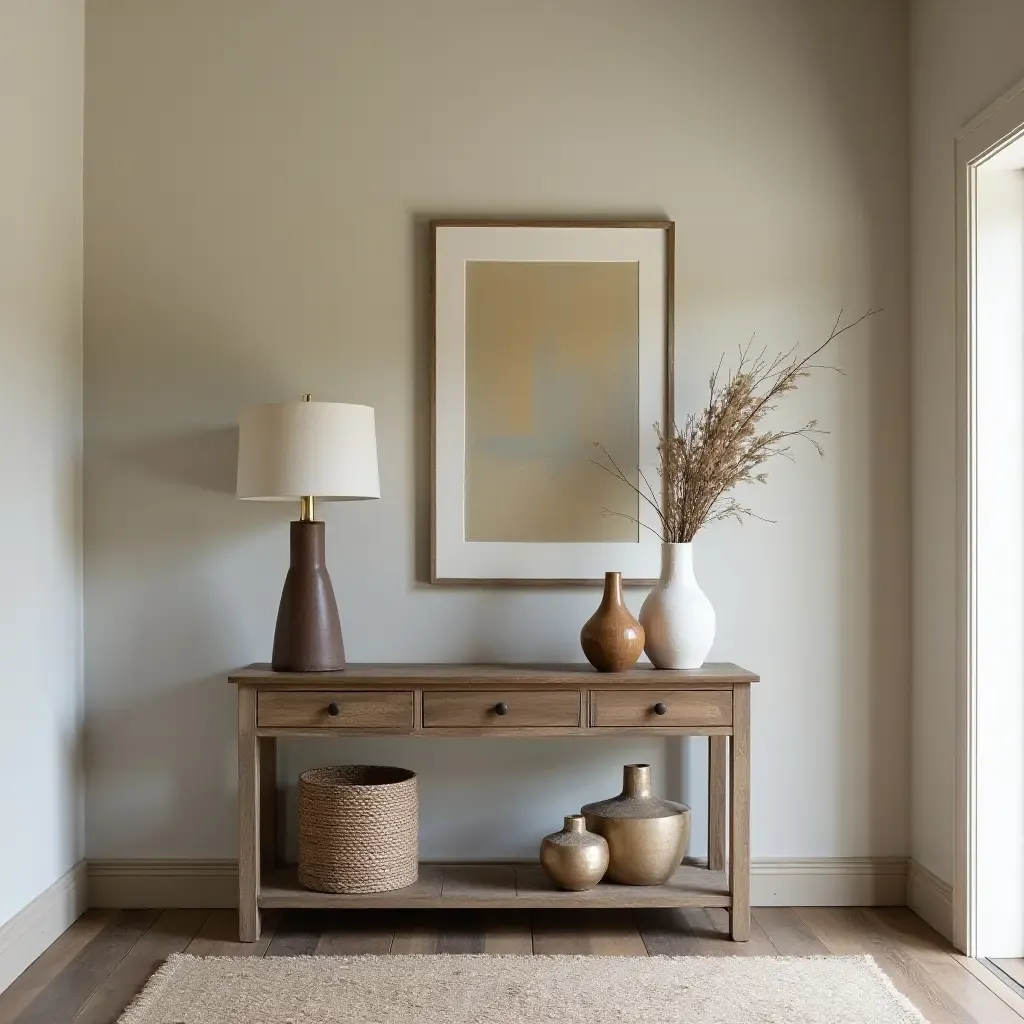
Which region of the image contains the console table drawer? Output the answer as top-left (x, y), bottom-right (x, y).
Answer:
top-left (423, 691), bottom-right (581, 728)
top-left (257, 691), bottom-right (414, 729)
top-left (591, 690), bottom-right (732, 728)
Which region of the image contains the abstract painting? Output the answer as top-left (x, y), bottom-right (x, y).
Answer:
top-left (464, 260), bottom-right (640, 543)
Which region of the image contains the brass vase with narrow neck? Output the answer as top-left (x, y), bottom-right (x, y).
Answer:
top-left (580, 571), bottom-right (645, 672)
top-left (581, 764), bottom-right (691, 885)
top-left (271, 489), bottom-right (345, 672)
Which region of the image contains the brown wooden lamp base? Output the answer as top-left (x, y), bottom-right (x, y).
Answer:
top-left (271, 520), bottom-right (345, 672)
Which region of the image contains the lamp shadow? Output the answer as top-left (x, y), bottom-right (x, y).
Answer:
top-left (119, 426), bottom-right (239, 495)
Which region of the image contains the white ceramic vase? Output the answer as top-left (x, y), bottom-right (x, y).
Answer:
top-left (639, 542), bottom-right (716, 669)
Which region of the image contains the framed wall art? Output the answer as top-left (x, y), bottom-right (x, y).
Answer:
top-left (430, 219), bottom-right (674, 585)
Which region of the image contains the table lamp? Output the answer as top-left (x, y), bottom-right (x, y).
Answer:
top-left (236, 395), bottom-right (379, 671)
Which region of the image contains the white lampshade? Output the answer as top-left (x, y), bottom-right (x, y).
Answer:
top-left (236, 400), bottom-right (380, 500)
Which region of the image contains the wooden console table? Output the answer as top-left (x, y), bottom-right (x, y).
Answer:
top-left (229, 662), bottom-right (757, 942)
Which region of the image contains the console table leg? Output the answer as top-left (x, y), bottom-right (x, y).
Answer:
top-left (729, 682), bottom-right (751, 941)
top-left (238, 685), bottom-right (261, 942)
top-left (708, 736), bottom-right (727, 872)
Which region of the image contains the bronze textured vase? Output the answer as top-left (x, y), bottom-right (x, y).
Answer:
top-left (580, 572), bottom-right (645, 672)
top-left (540, 815), bottom-right (610, 891)
top-left (582, 763), bottom-right (691, 885)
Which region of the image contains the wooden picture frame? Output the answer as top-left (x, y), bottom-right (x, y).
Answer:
top-left (430, 219), bottom-right (675, 586)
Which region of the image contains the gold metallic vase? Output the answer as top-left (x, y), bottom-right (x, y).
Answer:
top-left (539, 815), bottom-right (610, 891)
top-left (582, 763), bottom-right (690, 885)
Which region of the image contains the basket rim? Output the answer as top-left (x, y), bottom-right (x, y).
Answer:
top-left (299, 764), bottom-right (417, 788)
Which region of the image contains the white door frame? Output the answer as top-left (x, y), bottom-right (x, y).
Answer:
top-left (954, 76), bottom-right (1024, 957)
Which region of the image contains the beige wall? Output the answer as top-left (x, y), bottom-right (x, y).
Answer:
top-left (0, 1), bottom-right (84, 927)
top-left (84, 0), bottom-right (910, 862)
top-left (910, 0), bottom-right (1024, 886)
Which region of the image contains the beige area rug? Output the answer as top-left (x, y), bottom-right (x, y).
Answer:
top-left (118, 953), bottom-right (925, 1024)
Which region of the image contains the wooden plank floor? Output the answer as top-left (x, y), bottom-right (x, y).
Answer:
top-left (0, 907), bottom-right (1020, 1024)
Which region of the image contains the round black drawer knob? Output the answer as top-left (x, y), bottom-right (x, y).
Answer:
top-left (327, 702), bottom-right (340, 717)
top-left (494, 702), bottom-right (509, 716)
top-left (653, 702), bottom-right (668, 716)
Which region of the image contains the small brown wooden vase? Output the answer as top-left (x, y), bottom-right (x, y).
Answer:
top-left (580, 571), bottom-right (645, 672)
top-left (271, 520), bottom-right (345, 672)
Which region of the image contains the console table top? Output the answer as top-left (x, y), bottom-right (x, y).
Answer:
top-left (229, 662), bottom-right (759, 687)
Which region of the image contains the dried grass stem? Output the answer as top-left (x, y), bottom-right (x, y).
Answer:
top-left (594, 309), bottom-right (879, 542)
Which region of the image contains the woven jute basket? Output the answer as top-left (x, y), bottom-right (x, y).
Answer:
top-left (298, 765), bottom-right (418, 894)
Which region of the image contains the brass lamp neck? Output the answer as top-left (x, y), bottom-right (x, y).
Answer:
top-left (298, 393), bottom-right (315, 521)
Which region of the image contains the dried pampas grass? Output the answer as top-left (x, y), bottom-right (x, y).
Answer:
top-left (595, 309), bottom-right (879, 542)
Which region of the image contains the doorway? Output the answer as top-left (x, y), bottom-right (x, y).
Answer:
top-left (955, 82), bottom-right (1024, 958)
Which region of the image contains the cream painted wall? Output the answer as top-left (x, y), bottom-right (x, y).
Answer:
top-left (910, 0), bottom-right (1024, 886)
top-left (84, 0), bottom-right (909, 862)
top-left (0, 2), bottom-right (84, 926)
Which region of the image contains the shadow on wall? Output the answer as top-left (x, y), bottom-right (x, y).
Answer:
top-left (86, 673), bottom-right (238, 857)
top-left (277, 733), bottom-right (682, 860)
top-left (84, 326), bottom-right (284, 857)
top-left (121, 426), bottom-right (239, 496)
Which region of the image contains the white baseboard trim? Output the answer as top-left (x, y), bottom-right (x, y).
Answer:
top-left (907, 859), bottom-right (953, 940)
top-left (0, 861), bottom-right (88, 995)
top-left (87, 856), bottom-right (908, 910)
top-left (751, 857), bottom-right (907, 907)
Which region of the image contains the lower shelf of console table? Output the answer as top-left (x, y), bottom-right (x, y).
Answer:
top-left (260, 862), bottom-right (731, 910)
